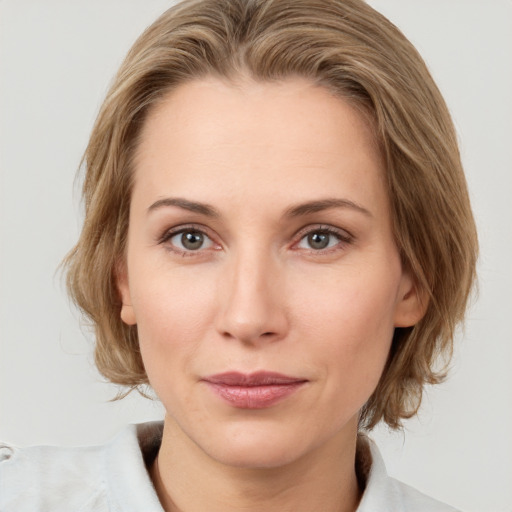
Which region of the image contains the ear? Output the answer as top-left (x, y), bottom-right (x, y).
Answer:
top-left (115, 258), bottom-right (137, 326)
top-left (393, 269), bottom-right (429, 328)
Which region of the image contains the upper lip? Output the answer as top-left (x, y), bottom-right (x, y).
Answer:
top-left (203, 371), bottom-right (307, 386)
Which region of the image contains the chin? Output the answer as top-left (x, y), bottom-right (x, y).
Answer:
top-left (210, 440), bottom-right (304, 470)
top-left (197, 422), bottom-right (321, 470)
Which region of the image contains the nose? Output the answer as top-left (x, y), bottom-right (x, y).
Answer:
top-left (215, 248), bottom-right (288, 345)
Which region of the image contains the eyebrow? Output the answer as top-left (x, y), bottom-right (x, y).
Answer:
top-left (147, 196), bottom-right (372, 219)
top-left (284, 198), bottom-right (372, 218)
top-left (147, 197), bottom-right (219, 217)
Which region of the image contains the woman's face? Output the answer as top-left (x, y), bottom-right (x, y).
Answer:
top-left (118, 77), bottom-right (423, 468)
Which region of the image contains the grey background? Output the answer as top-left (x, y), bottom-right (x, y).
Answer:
top-left (1, 1), bottom-right (511, 511)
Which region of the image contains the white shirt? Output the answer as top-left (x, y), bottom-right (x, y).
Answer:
top-left (0, 422), bottom-right (459, 511)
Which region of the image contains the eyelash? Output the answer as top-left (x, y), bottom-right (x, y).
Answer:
top-left (158, 224), bottom-right (219, 257)
top-left (157, 224), bottom-right (354, 256)
top-left (292, 225), bottom-right (354, 254)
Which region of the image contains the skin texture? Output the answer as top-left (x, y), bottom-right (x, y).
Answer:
top-left (117, 77), bottom-right (425, 512)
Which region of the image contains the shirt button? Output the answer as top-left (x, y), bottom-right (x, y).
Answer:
top-left (0, 445), bottom-right (14, 462)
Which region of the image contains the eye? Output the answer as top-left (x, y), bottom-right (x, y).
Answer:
top-left (295, 227), bottom-right (352, 252)
top-left (163, 228), bottom-right (216, 252)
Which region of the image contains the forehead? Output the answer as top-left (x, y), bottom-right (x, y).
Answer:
top-left (132, 77), bottom-right (386, 212)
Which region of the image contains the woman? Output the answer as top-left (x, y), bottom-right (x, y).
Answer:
top-left (0, 0), bottom-right (478, 510)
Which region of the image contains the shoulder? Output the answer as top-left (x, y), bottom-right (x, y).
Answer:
top-left (357, 436), bottom-right (461, 512)
top-left (0, 438), bottom-right (109, 512)
top-left (383, 476), bottom-right (460, 512)
top-left (0, 422), bottom-right (164, 512)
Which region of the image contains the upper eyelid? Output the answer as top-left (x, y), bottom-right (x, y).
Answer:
top-left (293, 224), bottom-right (354, 241)
top-left (156, 227), bottom-right (219, 256)
top-left (158, 225), bottom-right (221, 255)
top-left (156, 223), bottom-right (353, 250)
top-left (291, 225), bottom-right (355, 253)
top-left (158, 223), bottom-right (214, 241)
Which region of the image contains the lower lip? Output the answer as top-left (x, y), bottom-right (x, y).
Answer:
top-left (205, 382), bottom-right (306, 409)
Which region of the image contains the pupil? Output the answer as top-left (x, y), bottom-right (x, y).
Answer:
top-left (308, 232), bottom-right (329, 249)
top-left (182, 231), bottom-right (203, 250)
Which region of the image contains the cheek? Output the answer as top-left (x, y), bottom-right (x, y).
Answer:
top-left (129, 267), bottom-right (217, 382)
top-left (132, 260), bottom-right (215, 329)
top-left (294, 265), bottom-right (399, 383)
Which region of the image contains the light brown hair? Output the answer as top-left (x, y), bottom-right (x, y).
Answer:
top-left (64, 0), bottom-right (478, 429)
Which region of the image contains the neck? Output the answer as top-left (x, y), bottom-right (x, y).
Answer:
top-left (150, 415), bottom-right (361, 512)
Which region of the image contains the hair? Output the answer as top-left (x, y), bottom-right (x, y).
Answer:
top-left (64, 0), bottom-right (478, 430)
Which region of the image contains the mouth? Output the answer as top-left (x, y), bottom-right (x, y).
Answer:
top-left (202, 371), bottom-right (308, 409)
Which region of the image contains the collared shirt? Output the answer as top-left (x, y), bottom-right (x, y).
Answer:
top-left (0, 422), bottom-right (459, 511)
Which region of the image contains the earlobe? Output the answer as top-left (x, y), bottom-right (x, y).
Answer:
top-left (120, 303), bottom-right (137, 326)
top-left (115, 259), bottom-right (137, 326)
top-left (393, 271), bottom-right (429, 328)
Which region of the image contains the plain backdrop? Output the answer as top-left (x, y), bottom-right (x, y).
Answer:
top-left (1, 1), bottom-right (511, 511)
